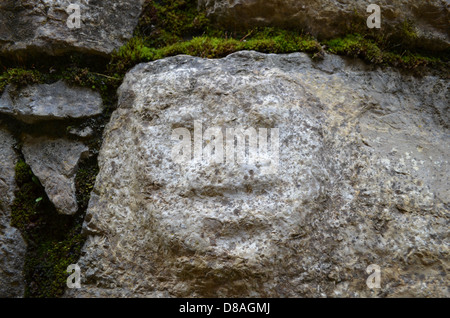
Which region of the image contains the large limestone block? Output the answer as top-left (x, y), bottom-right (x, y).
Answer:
top-left (69, 51), bottom-right (449, 297)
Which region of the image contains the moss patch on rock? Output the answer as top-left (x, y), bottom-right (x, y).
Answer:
top-left (75, 157), bottom-right (99, 212)
top-left (0, 68), bottom-right (43, 95)
top-left (325, 34), bottom-right (444, 69)
top-left (110, 28), bottom-right (322, 73)
top-left (106, 0), bottom-right (448, 76)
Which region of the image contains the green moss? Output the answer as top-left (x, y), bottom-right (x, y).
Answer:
top-left (107, 1), bottom-right (446, 75)
top-left (60, 66), bottom-right (121, 114)
top-left (398, 19), bottom-right (419, 45)
top-left (0, 64), bottom-right (119, 117)
top-left (24, 230), bottom-right (85, 298)
top-left (108, 37), bottom-right (154, 74)
top-left (109, 1), bottom-right (323, 73)
top-left (14, 159), bottom-right (35, 188)
top-left (11, 160), bottom-right (44, 233)
top-left (0, 68), bottom-right (43, 95)
top-left (109, 29), bottom-right (322, 74)
top-left (325, 34), bottom-right (445, 69)
top-left (11, 159), bottom-right (86, 298)
top-left (137, 0), bottom-right (209, 48)
top-left (75, 158), bottom-right (99, 211)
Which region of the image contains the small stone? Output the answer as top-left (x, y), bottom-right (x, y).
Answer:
top-left (68, 126), bottom-right (95, 138)
top-left (0, 81), bottom-right (103, 123)
top-left (22, 136), bottom-right (89, 215)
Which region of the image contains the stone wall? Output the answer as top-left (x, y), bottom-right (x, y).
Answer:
top-left (0, 0), bottom-right (448, 298)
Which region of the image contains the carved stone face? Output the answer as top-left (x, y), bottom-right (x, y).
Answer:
top-left (79, 53), bottom-right (333, 296)
top-left (130, 65), bottom-right (329, 265)
top-left (84, 60), bottom-right (327, 270)
top-left (72, 52), bottom-right (449, 298)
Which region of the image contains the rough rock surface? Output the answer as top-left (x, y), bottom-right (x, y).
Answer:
top-left (0, 81), bottom-right (103, 124)
top-left (22, 136), bottom-right (89, 215)
top-left (67, 51), bottom-right (449, 297)
top-left (199, 0), bottom-right (450, 48)
top-left (0, 0), bottom-right (144, 56)
top-left (0, 128), bottom-right (26, 298)
top-left (68, 126), bottom-right (95, 139)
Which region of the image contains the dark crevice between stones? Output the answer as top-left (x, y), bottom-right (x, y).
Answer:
top-left (0, 113), bottom-right (106, 141)
top-left (9, 134), bottom-right (100, 297)
top-left (0, 51), bottom-right (110, 75)
top-left (10, 153), bottom-right (87, 297)
top-left (3, 98), bottom-right (107, 298)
